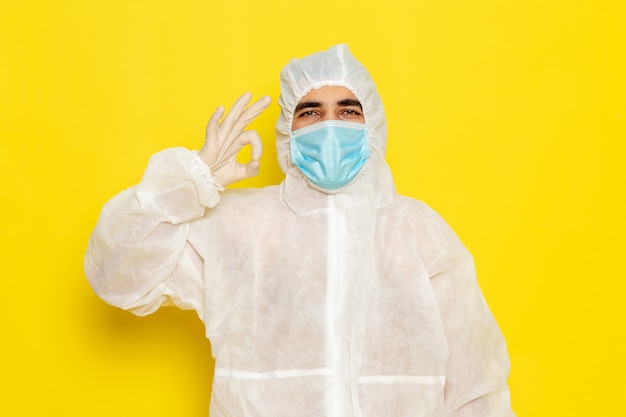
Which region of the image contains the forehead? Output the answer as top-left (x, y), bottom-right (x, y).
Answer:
top-left (297, 86), bottom-right (358, 104)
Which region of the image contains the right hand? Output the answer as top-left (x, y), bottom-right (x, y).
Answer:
top-left (199, 92), bottom-right (272, 187)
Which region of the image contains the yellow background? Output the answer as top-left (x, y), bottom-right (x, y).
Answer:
top-left (2, 0), bottom-right (624, 415)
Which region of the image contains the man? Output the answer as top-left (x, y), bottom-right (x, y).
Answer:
top-left (85, 44), bottom-right (515, 416)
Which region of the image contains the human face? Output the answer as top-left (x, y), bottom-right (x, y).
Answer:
top-left (291, 86), bottom-right (365, 131)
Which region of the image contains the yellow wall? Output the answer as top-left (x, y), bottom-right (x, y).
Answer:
top-left (2, 0), bottom-right (624, 415)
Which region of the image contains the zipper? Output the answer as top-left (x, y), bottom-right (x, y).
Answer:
top-left (325, 195), bottom-right (349, 417)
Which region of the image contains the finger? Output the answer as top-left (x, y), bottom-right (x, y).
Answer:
top-left (236, 95), bottom-right (272, 128)
top-left (205, 106), bottom-right (225, 143)
top-left (216, 159), bottom-right (257, 185)
top-left (220, 92), bottom-right (252, 138)
top-left (234, 159), bottom-right (260, 181)
top-left (238, 130), bottom-right (263, 161)
top-left (230, 96), bottom-right (271, 134)
top-left (212, 131), bottom-right (262, 173)
top-left (245, 159), bottom-right (260, 178)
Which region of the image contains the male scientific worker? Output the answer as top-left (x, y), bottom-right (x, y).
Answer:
top-left (85, 44), bottom-right (515, 417)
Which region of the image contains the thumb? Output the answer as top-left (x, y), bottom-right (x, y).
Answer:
top-left (245, 160), bottom-right (260, 178)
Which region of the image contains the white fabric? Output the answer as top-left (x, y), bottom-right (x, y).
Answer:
top-left (85, 44), bottom-right (515, 417)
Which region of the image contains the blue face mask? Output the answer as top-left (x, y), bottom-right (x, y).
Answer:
top-left (290, 120), bottom-right (370, 193)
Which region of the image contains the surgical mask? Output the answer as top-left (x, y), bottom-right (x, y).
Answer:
top-left (290, 120), bottom-right (370, 193)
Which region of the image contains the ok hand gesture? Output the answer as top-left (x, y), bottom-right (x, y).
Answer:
top-left (199, 93), bottom-right (272, 187)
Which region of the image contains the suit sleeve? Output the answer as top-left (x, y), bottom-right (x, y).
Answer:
top-left (84, 147), bottom-right (222, 317)
top-left (428, 213), bottom-right (516, 416)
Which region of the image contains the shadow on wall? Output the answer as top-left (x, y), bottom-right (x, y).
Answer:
top-left (80, 288), bottom-right (215, 400)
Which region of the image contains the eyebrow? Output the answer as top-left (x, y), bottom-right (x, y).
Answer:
top-left (337, 99), bottom-right (362, 108)
top-left (294, 99), bottom-right (363, 113)
top-left (294, 101), bottom-right (321, 113)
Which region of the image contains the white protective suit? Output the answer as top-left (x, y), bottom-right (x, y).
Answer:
top-left (85, 44), bottom-right (515, 417)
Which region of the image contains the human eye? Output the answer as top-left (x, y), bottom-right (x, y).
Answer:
top-left (296, 109), bottom-right (320, 119)
top-left (340, 107), bottom-right (364, 120)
